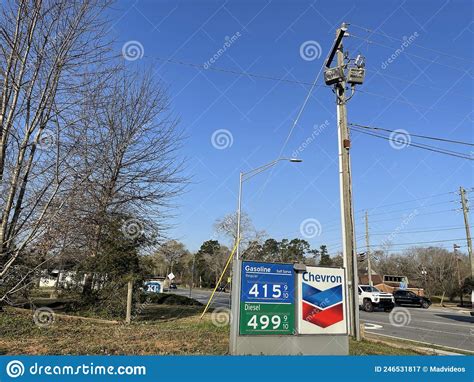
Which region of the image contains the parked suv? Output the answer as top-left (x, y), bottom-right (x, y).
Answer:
top-left (358, 285), bottom-right (395, 312)
top-left (393, 289), bottom-right (431, 309)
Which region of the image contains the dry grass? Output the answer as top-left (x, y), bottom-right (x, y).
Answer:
top-left (0, 308), bottom-right (228, 355)
top-left (0, 308), bottom-right (433, 356)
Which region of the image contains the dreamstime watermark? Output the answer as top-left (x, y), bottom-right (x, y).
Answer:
top-left (381, 208), bottom-right (419, 247)
top-left (300, 218), bottom-right (322, 239)
top-left (121, 218), bottom-right (145, 239)
top-left (389, 129), bottom-right (411, 150)
top-left (292, 120), bottom-right (329, 158)
top-left (203, 32), bottom-right (241, 69)
top-left (381, 32), bottom-right (419, 69)
top-left (389, 307), bottom-right (411, 327)
top-left (211, 307), bottom-right (232, 327)
top-left (5, 360), bottom-right (146, 378)
top-left (211, 129), bottom-right (233, 150)
top-left (37, 129), bottom-right (55, 150)
top-left (299, 40), bottom-right (322, 61)
top-left (122, 40), bottom-right (144, 61)
top-left (33, 307), bottom-right (55, 328)
top-left (6, 360), bottom-right (25, 378)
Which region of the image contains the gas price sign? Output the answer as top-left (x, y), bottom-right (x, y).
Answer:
top-left (239, 261), bottom-right (294, 335)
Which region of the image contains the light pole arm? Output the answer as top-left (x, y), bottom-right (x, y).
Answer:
top-left (241, 158), bottom-right (297, 182)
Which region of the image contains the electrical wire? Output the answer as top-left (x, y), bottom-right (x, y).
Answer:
top-left (351, 127), bottom-right (474, 160)
top-left (349, 23), bottom-right (474, 64)
top-left (360, 238), bottom-right (467, 248)
top-left (349, 34), bottom-right (466, 73)
top-left (352, 88), bottom-right (470, 117)
top-left (150, 55), bottom-right (470, 117)
top-left (362, 68), bottom-right (474, 101)
top-left (356, 191), bottom-right (458, 212)
top-left (350, 123), bottom-right (474, 147)
top-left (368, 226), bottom-right (472, 235)
top-left (277, 62), bottom-right (325, 157)
top-left (364, 209), bottom-right (457, 224)
top-left (151, 56), bottom-right (318, 87)
top-left (355, 200), bottom-right (456, 219)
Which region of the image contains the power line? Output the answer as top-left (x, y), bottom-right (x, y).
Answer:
top-left (277, 62), bottom-right (325, 157)
top-left (360, 246), bottom-right (467, 254)
top-left (352, 88), bottom-right (470, 117)
top-left (350, 123), bottom-right (474, 147)
top-left (355, 200), bottom-right (456, 219)
top-left (356, 191), bottom-right (458, 212)
top-left (150, 55), bottom-right (319, 87)
top-left (349, 23), bottom-right (474, 64)
top-left (320, 191), bottom-right (459, 230)
top-left (323, 204), bottom-right (461, 231)
top-left (363, 68), bottom-right (474, 101)
top-left (366, 209), bottom-right (457, 224)
top-left (150, 55), bottom-right (470, 117)
top-left (349, 34), bottom-right (466, 74)
top-left (368, 226), bottom-right (473, 235)
top-left (351, 126), bottom-right (474, 159)
top-left (361, 238), bottom-right (467, 248)
top-left (351, 127), bottom-right (474, 160)
top-left (331, 239), bottom-right (467, 253)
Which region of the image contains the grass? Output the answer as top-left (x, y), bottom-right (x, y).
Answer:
top-left (0, 307), bottom-right (434, 356)
top-left (0, 308), bottom-right (227, 355)
top-left (349, 338), bottom-right (424, 355)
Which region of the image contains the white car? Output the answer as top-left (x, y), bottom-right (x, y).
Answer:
top-left (358, 285), bottom-right (395, 312)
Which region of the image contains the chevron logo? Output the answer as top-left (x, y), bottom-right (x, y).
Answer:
top-left (301, 282), bottom-right (344, 328)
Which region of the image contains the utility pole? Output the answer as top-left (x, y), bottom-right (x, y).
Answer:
top-left (333, 23), bottom-right (360, 340)
top-left (365, 211), bottom-right (372, 286)
top-left (453, 244), bottom-right (463, 306)
top-left (189, 253), bottom-right (196, 298)
top-left (125, 279), bottom-right (133, 324)
top-left (459, 187), bottom-right (473, 314)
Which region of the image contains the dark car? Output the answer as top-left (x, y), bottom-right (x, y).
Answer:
top-left (169, 282), bottom-right (178, 290)
top-left (393, 289), bottom-right (431, 309)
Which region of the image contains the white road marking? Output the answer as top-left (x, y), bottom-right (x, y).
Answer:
top-left (361, 319), bottom-right (467, 337)
top-left (364, 323), bottom-right (383, 330)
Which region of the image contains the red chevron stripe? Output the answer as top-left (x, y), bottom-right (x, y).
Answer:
top-left (302, 301), bottom-right (343, 328)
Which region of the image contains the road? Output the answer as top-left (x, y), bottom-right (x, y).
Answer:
top-left (174, 288), bottom-right (231, 308)
top-left (360, 307), bottom-right (473, 352)
top-left (172, 288), bottom-right (474, 353)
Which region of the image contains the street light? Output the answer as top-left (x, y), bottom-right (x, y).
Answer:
top-left (229, 157), bottom-right (302, 353)
top-left (235, 157), bottom-right (303, 260)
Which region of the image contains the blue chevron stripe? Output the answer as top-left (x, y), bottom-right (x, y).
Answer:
top-left (302, 282), bottom-right (342, 308)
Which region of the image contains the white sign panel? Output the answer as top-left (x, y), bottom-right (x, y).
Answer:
top-left (167, 272), bottom-right (175, 280)
top-left (297, 266), bottom-right (347, 335)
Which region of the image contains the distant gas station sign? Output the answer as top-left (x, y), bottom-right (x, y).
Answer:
top-left (144, 281), bottom-right (163, 294)
top-left (239, 261), bottom-right (294, 335)
top-left (296, 266), bottom-right (347, 335)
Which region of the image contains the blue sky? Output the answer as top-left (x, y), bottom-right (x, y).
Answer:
top-left (110, 0), bottom-right (473, 254)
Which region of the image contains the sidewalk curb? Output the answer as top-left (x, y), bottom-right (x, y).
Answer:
top-left (363, 333), bottom-right (467, 355)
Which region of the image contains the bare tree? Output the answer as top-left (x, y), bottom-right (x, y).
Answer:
top-left (0, 0), bottom-right (113, 299)
top-left (214, 212), bottom-right (266, 249)
top-left (154, 240), bottom-right (188, 273)
top-left (0, 1), bottom-right (187, 302)
top-left (73, 70), bottom-right (185, 260)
